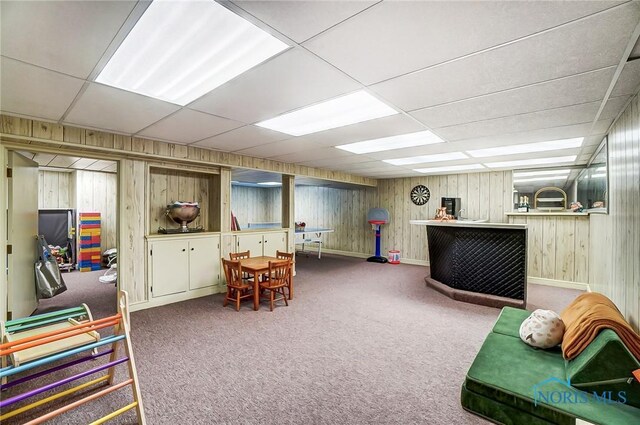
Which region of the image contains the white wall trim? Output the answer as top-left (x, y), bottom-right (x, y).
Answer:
top-left (528, 276), bottom-right (590, 291)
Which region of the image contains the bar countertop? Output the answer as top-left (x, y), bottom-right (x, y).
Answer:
top-left (409, 219), bottom-right (527, 230)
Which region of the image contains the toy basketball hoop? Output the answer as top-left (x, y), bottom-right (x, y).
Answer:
top-left (367, 209), bottom-right (390, 263)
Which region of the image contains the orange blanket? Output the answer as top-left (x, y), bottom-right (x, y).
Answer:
top-left (560, 292), bottom-right (640, 361)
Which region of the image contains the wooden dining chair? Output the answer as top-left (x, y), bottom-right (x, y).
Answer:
top-left (259, 259), bottom-right (291, 311)
top-left (275, 250), bottom-right (294, 299)
top-left (222, 258), bottom-right (253, 311)
top-left (229, 250), bottom-right (252, 282)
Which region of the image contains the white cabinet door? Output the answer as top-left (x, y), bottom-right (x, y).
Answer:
top-left (189, 237), bottom-right (220, 290)
top-left (151, 240), bottom-right (189, 297)
top-left (263, 232), bottom-right (287, 257)
top-left (236, 233), bottom-right (264, 257)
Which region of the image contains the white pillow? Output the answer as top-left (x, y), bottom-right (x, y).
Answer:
top-left (519, 309), bottom-right (565, 349)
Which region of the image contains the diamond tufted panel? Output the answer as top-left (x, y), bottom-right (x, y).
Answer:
top-left (427, 225), bottom-right (527, 300)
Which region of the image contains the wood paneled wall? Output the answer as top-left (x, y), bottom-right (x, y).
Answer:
top-left (38, 170), bottom-right (72, 208)
top-left (118, 159), bottom-right (146, 304)
top-left (148, 168), bottom-right (213, 233)
top-left (0, 115), bottom-right (375, 187)
top-left (75, 170), bottom-right (117, 252)
top-left (231, 186), bottom-right (281, 229)
top-left (508, 215), bottom-right (589, 284)
top-left (377, 171), bottom-right (513, 262)
top-left (295, 185), bottom-right (378, 255)
top-left (589, 94), bottom-right (639, 331)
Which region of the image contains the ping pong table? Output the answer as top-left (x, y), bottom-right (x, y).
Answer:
top-left (295, 227), bottom-right (334, 259)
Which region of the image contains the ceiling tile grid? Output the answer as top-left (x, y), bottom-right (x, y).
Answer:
top-left (0, 1), bottom-right (638, 179)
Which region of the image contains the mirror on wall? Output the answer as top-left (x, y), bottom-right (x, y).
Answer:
top-left (576, 138), bottom-right (608, 213)
top-left (512, 166), bottom-right (586, 212)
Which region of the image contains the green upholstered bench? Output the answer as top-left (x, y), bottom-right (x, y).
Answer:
top-left (461, 307), bottom-right (640, 424)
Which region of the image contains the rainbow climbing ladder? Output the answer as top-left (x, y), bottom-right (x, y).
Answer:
top-left (0, 291), bottom-right (146, 424)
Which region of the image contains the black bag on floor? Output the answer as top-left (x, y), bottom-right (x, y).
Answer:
top-left (35, 235), bottom-right (67, 299)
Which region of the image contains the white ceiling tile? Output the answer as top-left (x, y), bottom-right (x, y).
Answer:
top-left (611, 59), bottom-right (640, 97)
top-left (137, 109), bottom-right (243, 144)
top-left (48, 156), bottom-right (82, 168)
top-left (0, 1), bottom-right (136, 78)
top-left (269, 147), bottom-right (353, 163)
top-left (101, 163), bottom-right (118, 173)
top-left (68, 158), bottom-right (98, 170)
top-left (370, 3), bottom-right (640, 111)
top-left (304, 1), bottom-right (625, 85)
top-left (300, 114), bottom-right (426, 147)
top-left (189, 48), bottom-right (360, 123)
top-left (32, 153), bottom-right (56, 166)
top-left (232, 0), bottom-right (377, 43)
top-left (600, 96), bottom-right (631, 120)
top-left (64, 83), bottom-right (180, 134)
top-left (85, 160), bottom-right (115, 171)
top-left (443, 120), bottom-right (613, 152)
top-left (296, 155), bottom-right (373, 168)
top-left (193, 125), bottom-right (289, 151)
top-left (410, 67), bottom-right (615, 129)
top-left (0, 57), bottom-right (84, 121)
top-left (235, 138), bottom-right (316, 158)
top-left (434, 102), bottom-right (600, 142)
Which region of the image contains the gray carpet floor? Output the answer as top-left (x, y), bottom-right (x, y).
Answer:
top-left (2, 255), bottom-right (583, 424)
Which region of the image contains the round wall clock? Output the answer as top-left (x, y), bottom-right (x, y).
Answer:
top-left (410, 185), bottom-right (430, 206)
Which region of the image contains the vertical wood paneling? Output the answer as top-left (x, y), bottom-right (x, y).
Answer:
top-left (38, 170), bottom-right (72, 209)
top-left (574, 218), bottom-right (589, 284)
top-left (75, 170), bottom-right (117, 252)
top-left (541, 217), bottom-right (556, 279)
top-left (148, 168), bottom-right (211, 232)
top-left (589, 93), bottom-right (640, 331)
top-left (119, 159), bottom-right (146, 304)
top-left (554, 217), bottom-right (575, 281)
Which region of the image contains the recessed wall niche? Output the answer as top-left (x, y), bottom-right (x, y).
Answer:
top-left (148, 166), bottom-right (219, 234)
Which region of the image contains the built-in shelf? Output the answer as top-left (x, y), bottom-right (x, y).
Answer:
top-left (505, 212), bottom-right (589, 217)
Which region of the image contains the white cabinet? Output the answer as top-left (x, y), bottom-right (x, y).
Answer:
top-left (188, 237), bottom-right (220, 290)
top-left (236, 232), bottom-right (287, 257)
top-left (150, 240), bottom-right (189, 297)
top-left (148, 235), bottom-right (221, 299)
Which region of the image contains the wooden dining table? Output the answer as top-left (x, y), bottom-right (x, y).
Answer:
top-left (238, 256), bottom-right (294, 311)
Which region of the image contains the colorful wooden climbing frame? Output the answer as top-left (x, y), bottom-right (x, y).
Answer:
top-left (0, 291), bottom-right (146, 424)
top-left (78, 212), bottom-right (102, 271)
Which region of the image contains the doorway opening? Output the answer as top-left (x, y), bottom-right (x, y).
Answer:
top-left (6, 150), bottom-right (119, 321)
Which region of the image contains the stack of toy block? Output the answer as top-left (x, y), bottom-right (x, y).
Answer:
top-left (78, 212), bottom-right (101, 272)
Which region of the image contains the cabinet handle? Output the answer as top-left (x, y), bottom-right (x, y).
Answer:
top-left (182, 248), bottom-right (186, 252)
top-left (264, 240), bottom-right (267, 243)
top-left (191, 248), bottom-right (194, 251)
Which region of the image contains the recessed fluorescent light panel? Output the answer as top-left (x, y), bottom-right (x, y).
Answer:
top-left (96, 0), bottom-right (289, 105)
top-left (513, 176), bottom-right (569, 183)
top-left (383, 152), bottom-right (467, 166)
top-left (467, 138), bottom-right (583, 158)
top-left (335, 130), bottom-right (445, 154)
top-left (485, 155), bottom-right (577, 168)
top-left (513, 169), bottom-right (571, 178)
top-left (257, 181), bottom-right (282, 186)
top-left (414, 164), bottom-right (485, 174)
top-left (255, 91), bottom-right (398, 136)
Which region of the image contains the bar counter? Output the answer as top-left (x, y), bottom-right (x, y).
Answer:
top-left (410, 220), bottom-right (528, 308)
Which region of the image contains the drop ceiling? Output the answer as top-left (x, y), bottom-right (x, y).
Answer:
top-left (18, 151), bottom-right (117, 172)
top-left (2, 1), bottom-right (640, 179)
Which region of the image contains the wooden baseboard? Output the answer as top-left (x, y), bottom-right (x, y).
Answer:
top-left (527, 277), bottom-right (590, 291)
top-left (129, 285), bottom-right (226, 312)
top-left (299, 247), bottom-right (430, 266)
